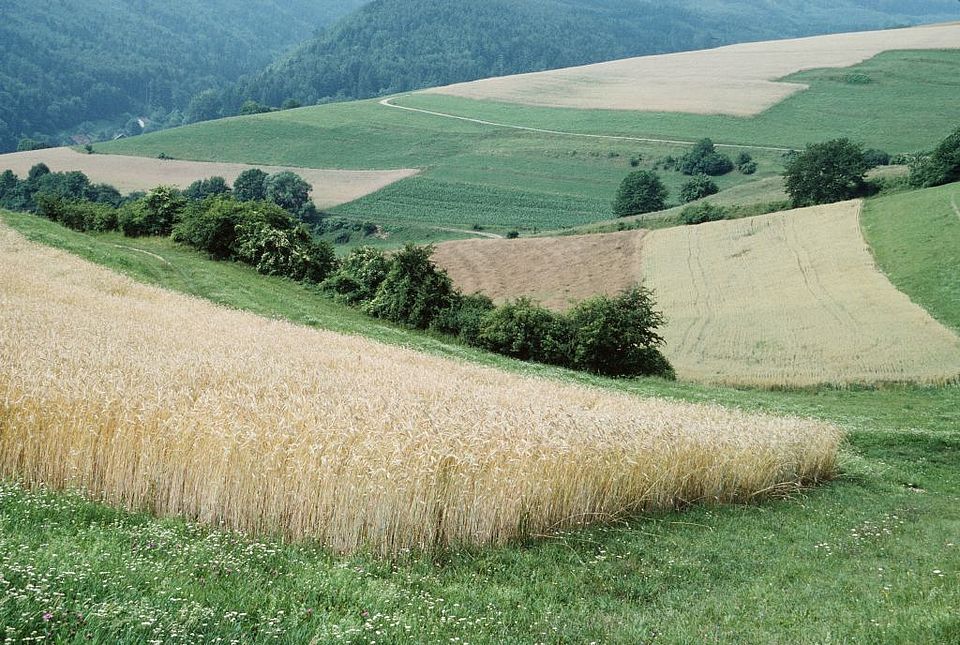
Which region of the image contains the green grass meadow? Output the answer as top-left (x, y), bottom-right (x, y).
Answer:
top-left (2, 191), bottom-right (959, 641)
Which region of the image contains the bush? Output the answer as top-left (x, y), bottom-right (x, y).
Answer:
top-left (738, 160), bottom-right (758, 175)
top-left (679, 174), bottom-right (719, 203)
top-left (679, 201), bottom-right (728, 225)
top-left (364, 244), bottom-right (459, 329)
top-left (909, 126), bottom-right (960, 188)
top-left (613, 170), bottom-right (668, 217)
top-left (172, 197), bottom-right (244, 259)
top-left (234, 169), bottom-right (269, 202)
top-left (265, 171), bottom-right (311, 214)
top-left (321, 246), bottom-right (391, 305)
top-left (184, 176), bottom-right (231, 201)
top-left (118, 186), bottom-right (186, 237)
top-left (567, 285), bottom-right (672, 378)
top-left (477, 298), bottom-right (571, 365)
top-left (505, 230), bottom-right (520, 239)
top-left (784, 138), bottom-right (868, 207)
top-left (35, 195), bottom-right (117, 232)
top-left (863, 149), bottom-right (891, 168)
top-left (678, 139), bottom-right (734, 176)
top-left (233, 202), bottom-right (337, 283)
top-left (431, 293), bottom-right (496, 345)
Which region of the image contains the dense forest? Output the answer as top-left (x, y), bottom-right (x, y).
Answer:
top-left (0, 0), bottom-right (367, 152)
top-left (2, 0), bottom-right (958, 151)
top-left (229, 0), bottom-right (960, 111)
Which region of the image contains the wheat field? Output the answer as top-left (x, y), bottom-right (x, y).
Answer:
top-left (0, 147), bottom-right (419, 209)
top-left (0, 223), bottom-right (841, 553)
top-left (434, 202), bottom-right (960, 387)
top-left (427, 22), bottom-right (960, 115)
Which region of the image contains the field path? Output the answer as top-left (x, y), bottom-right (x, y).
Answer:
top-left (432, 226), bottom-right (504, 239)
top-left (379, 97), bottom-right (794, 153)
top-left (952, 194), bottom-right (960, 221)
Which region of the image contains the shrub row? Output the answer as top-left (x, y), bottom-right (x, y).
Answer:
top-left (322, 245), bottom-right (675, 379)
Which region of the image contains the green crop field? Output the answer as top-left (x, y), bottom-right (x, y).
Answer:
top-left (2, 208), bottom-right (958, 642)
top-left (93, 50), bottom-right (959, 237)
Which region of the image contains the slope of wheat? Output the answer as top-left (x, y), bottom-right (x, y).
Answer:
top-left (426, 22), bottom-right (960, 115)
top-left (0, 222), bottom-right (841, 553)
top-left (0, 148), bottom-right (418, 208)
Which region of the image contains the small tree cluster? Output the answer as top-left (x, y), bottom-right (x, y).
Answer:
top-left (677, 139), bottom-right (734, 176)
top-left (679, 201), bottom-right (727, 225)
top-left (736, 152), bottom-right (757, 175)
top-left (783, 138), bottom-right (869, 207)
top-left (679, 174), bottom-right (719, 203)
top-left (613, 170), bottom-right (668, 217)
top-left (0, 165), bottom-right (123, 213)
top-left (909, 126), bottom-right (960, 188)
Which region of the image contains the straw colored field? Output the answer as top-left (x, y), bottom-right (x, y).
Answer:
top-left (426, 22), bottom-right (960, 116)
top-left (432, 230), bottom-right (645, 309)
top-left (0, 147), bottom-right (418, 209)
top-left (434, 202), bottom-right (960, 387)
top-left (0, 222), bottom-right (839, 553)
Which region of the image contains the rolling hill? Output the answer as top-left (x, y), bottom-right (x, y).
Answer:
top-left (233, 0), bottom-right (960, 109)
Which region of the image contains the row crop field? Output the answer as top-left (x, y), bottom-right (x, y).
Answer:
top-left (433, 192), bottom-right (960, 387)
top-left (0, 221), bottom-right (840, 554)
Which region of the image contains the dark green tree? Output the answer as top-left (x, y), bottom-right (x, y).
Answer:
top-left (477, 298), bottom-right (570, 365)
top-left (679, 174), bottom-right (719, 203)
top-left (265, 171), bottom-right (312, 214)
top-left (567, 285), bottom-right (673, 378)
top-left (364, 244), bottom-right (459, 329)
top-left (784, 138), bottom-right (869, 207)
top-left (613, 170), bottom-right (668, 217)
top-left (233, 168), bottom-right (269, 202)
top-left (184, 176), bottom-right (231, 201)
top-left (678, 139), bottom-right (734, 176)
top-left (909, 126), bottom-right (960, 188)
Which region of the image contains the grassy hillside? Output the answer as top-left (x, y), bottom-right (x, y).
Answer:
top-left (1, 209), bottom-right (958, 642)
top-left (862, 183), bottom-right (960, 333)
top-left (97, 49), bottom-right (959, 234)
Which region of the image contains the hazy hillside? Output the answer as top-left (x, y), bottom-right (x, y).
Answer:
top-left (0, 0), bottom-right (368, 152)
top-left (233, 0), bottom-right (960, 109)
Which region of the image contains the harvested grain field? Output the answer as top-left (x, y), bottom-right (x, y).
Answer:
top-left (433, 229), bottom-right (645, 310)
top-left (0, 147), bottom-right (418, 208)
top-left (426, 22), bottom-right (960, 116)
top-left (434, 202), bottom-right (960, 387)
top-left (0, 221), bottom-right (840, 553)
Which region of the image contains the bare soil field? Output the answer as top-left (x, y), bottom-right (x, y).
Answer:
top-left (434, 202), bottom-right (960, 387)
top-left (0, 223), bottom-right (840, 553)
top-left (426, 23), bottom-right (960, 116)
top-left (0, 147), bottom-right (418, 208)
top-left (432, 229), bottom-right (645, 309)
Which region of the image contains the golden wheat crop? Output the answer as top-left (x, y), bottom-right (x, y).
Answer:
top-left (427, 22), bottom-right (960, 115)
top-left (0, 223), bottom-right (841, 553)
top-left (640, 201), bottom-right (960, 386)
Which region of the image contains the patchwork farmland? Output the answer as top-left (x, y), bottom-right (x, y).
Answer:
top-left (434, 198), bottom-right (960, 387)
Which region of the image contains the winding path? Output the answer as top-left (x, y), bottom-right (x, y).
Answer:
top-left (379, 97), bottom-right (795, 153)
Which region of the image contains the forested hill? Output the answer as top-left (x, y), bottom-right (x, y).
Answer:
top-left (231, 0), bottom-right (960, 110)
top-left (0, 0), bottom-right (367, 153)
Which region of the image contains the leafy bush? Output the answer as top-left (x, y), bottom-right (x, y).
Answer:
top-left (431, 292), bottom-right (496, 345)
top-left (477, 298), bottom-right (570, 364)
top-left (265, 171), bottom-right (311, 214)
top-left (505, 230), bottom-right (520, 239)
top-left (863, 148), bottom-right (891, 168)
top-left (364, 244), bottom-right (459, 329)
top-left (678, 139), bottom-right (734, 176)
top-left (184, 176), bottom-right (231, 201)
top-left (909, 126), bottom-right (960, 188)
top-left (321, 246), bottom-right (390, 305)
top-left (679, 202), bottom-right (728, 225)
top-left (234, 168), bottom-right (269, 202)
top-left (118, 186), bottom-right (187, 237)
top-left (233, 202), bottom-right (337, 283)
top-left (567, 285), bottom-right (673, 378)
top-left (784, 138), bottom-right (868, 207)
top-left (172, 197), bottom-right (245, 259)
top-left (679, 174), bottom-right (719, 203)
top-left (35, 195), bottom-right (118, 232)
top-left (613, 170), bottom-right (668, 217)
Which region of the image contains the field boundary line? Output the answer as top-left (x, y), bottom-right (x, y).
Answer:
top-left (379, 96), bottom-right (795, 153)
top-left (113, 244), bottom-right (171, 265)
top-left (432, 226), bottom-right (504, 239)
